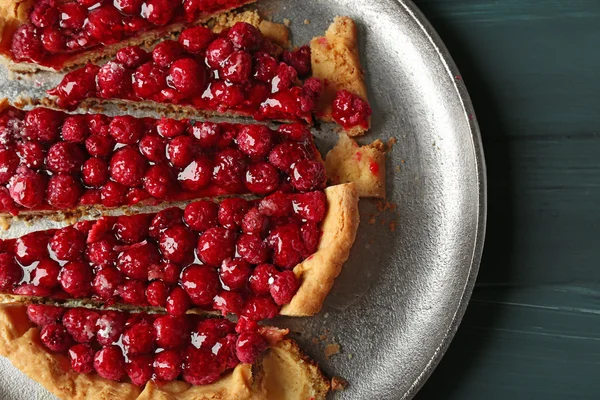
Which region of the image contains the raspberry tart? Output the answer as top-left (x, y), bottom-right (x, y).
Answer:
top-left (0, 183), bottom-right (359, 317)
top-left (0, 303), bottom-right (330, 399)
top-left (0, 100), bottom-right (328, 216)
top-left (47, 12), bottom-right (372, 134)
top-left (0, 0), bottom-right (256, 73)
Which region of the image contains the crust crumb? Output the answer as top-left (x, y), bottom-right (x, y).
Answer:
top-left (325, 343), bottom-right (341, 359)
top-left (0, 216), bottom-right (10, 231)
top-left (304, 19), bottom-right (311, 25)
top-left (386, 137), bottom-right (397, 151)
top-left (283, 18), bottom-right (291, 26)
top-left (331, 376), bottom-right (348, 391)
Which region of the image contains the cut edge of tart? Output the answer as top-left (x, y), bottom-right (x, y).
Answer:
top-left (0, 0), bottom-right (257, 73)
top-left (0, 303), bottom-right (331, 400)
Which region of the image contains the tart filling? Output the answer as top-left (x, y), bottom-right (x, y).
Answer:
top-left (0, 103), bottom-right (325, 215)
top-left (0, 0), bottom-right (256, 71)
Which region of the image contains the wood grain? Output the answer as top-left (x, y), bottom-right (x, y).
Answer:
top-left (412, 0), bottom-right (600, 398)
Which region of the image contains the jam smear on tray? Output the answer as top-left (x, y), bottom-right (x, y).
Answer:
top-left (27, 303), bottom-right (276, 385)
top-left (0, 190), bottom-right (327, 317)
top-left (0, 105), bottom-right (325, 215)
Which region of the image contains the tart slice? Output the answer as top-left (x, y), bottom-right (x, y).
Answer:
top-left (0, 183), bottom-right (359, 318)
top-left (0, 102), bottom-right (326, 215)
top-left (0, 0), bottom-right (256, 73)
top-left (0, 303), bottom-right (330, 399)
top-left (47, 12), bottom-right (372, 134)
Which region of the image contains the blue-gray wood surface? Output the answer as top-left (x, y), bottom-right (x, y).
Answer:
top-left (411, 1), bottom-right (600, 399)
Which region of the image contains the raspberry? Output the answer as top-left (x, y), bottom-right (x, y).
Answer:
top-left (86, 237), bottom-right (118, 268)
top-left (14, 231), bottom-right (51, 266)
top-left (182, 346), bottom-right (226, 385)
top-left (153, 315), bottom-right (188, 349)
top-left (166, 286), bottom-right (191, 316)
top-left (46, 174), bottom-right (82, 209)
top-left (100, 181), bottom-right (126, 207)
top-left (92, 267), bottom-right (123, 299)
top-left (258, 192), bottom-right (293, 217)
top-left (153, 350), bottom-right (182, 381)
top-left (332, 90), bottom-right (372, 129)
top-left (248, 263), bottom-right (277, 295)
top-left (167, 135), bottom-right (197, 168)
top-left (86, 6), bottom-right (123, 43)
top-left (0, 150), bottom-right (18, 184)
top-left (113, 214), bottom-right (150, 244)
top-left (301, 222), bottom-right (321, 255)
top-left (245, 162), bottom-right (280, 195)
top-left (40, 323), bottom-right (73, 352)
top-left (217, 198), bottom-right (249, 230)
top-left (236, 331), bottom-right (267, 364)
top-left (110, 146), bottom-right (148, 187)
top-left (16, 142), bottom-right (45, 169)
top-left (235, 315), bottom-right (258, 334)
top-left (96, 311), bottom-right (127, 347)
top-left (11, 24), bottom-right (44, 62)
top-left (31, 1), bottom-right (58, 28)
top-left (116, 46), bottom-right (149, 69)
top-left (238, 233), bottom-right (270, 264)
top-left (221, 50), bottom-right (252, 83)
top-left (227, 22), bottom-right (262, 51)
top-left (58, 3), bottom-right (87, 30)
top-left (292, 191), bottom-right (327, 222)
top-left (159, 224), bottom-right (196, 264)
top-left (277, 124), bottom-right (311, 142)
top-left (117, 242), bottom-right (160, 280)
top-left (181, 265), bottom-right (220, 305)
top-left (59, 261), bottom-right (93, 297)
top-left (24, 108), bottom-right (62, 143)
top-left (189, 122), bottom-right (221, 148)
top-left (119, 280), bottom-right (148, 305)
top-left (270, 270), bottom-right (300, 305)
top-left (47, 65), bottom-right (100, 108)
top-left (156, 117), bottom-right (187, 138)
top-left (26, 304), bottom-right (64, 326)
top-left (196, 227), bottom-right (236, 266)
top-left (61, 115), bottom-right (89, 143)
top-left (31, 258), bottom-right (61, 288)
top-left (205, 38), bottom-right (235, 69)
top-left (139, 132), bottom-right (167, 162)
top-left (149, 207), bottom-right (184, 239)
top-left (133, 62), bottom-right (167, 98)
top-left (85, 133), bottom-right (114, 158)
top-left (126, 354), bottom-right (153, 386)
top-left (253, 52), bottom-right (278, 82)
top-left (184, 200), bottom-right (218, 232)
top-left (40, 27), bottom-right (66, 53)
top-left (14, 283), bottom-right (52, 296)
top-left (167, 58), bottom-right (208, 98)
top-left (179, 26), bottom-right (214, 54)
top-left (143, 164), bottom-right (175, 198)
top-left (271, 63), bottom-right (298, 93)
top-left (63, 308), bottom-right (100, 343)
top-left (151, 41), bottom-right (183, 68)
top-left (236, 125), bottom-right (273, 159)
top-left (241, 207), bottom-right (269, 235)
top-left (109, 116), bottom-right (143, 145)
top-left (290, 160), bottom-right (326, 192)
top-left (46, 142), bottom-right (85, 173)
top-left (267, 224), bottom-right (304, 269)
top-left (97, 61), bottom-right (132, 99)
top-left (219, 258), bottom-right (252, 291)
top-left (211, 81), bottom-right (245, 107)
top-left (69, 344), bottom-right (95, 374)
top-left (114, 0), bottom-right (143, 14)
top-left (148, 261), bottom-right (181, 284)
top-left (122, 321), bottom-right (154, 355)
top-left (94, 346), bottom-right (126, 381)
top-left (212, 149), bottom-right (246, 190)
top-left (8, 169), bottom-right (47, 207)
top-left (282, 46), bottom-right (312, 77)
top-left (141, 0), bottom-right (173, 25)
top-left (268, 142), bottom-right (310, 172)
top-left (242, 295), bottom-right (279, 321)
top-left (191, 319), bottom-right (233, 350)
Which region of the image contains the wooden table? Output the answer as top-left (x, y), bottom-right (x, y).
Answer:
top-left (412, 1), bottom-right (600, 398)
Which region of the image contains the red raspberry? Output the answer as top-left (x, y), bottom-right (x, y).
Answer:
top-left (301, 221), bottom-right (321, 256)
top-left (292, 191), bottom-right (327, 222)
top-left (0, 253), bottom-right (21, 289)
top-left (14, 231), bottom-right (50, 265)
top-left (86, 133), bottom-right (114, 158)
top-left (110, 146), bottom-right (148, 187)
top-left (116, 46), bottom-right (149, 68)
top-left (211, 81), bottom-right (245, 107)
top-left (26, 304), bottom-right (64, 326)
top-left (290, 160), bottom-right (326, 192)
top-left (184, 200), bottom-right (218, 232)
top-left (139, 132), bottom-right (166, 162)
top-left (178, 157), bottom-right (214, 193)
top-left (10, 24), bottom-right (44, 62)
top-left (153, 350), bottom-right (182, 381)
top-left (0, 150), bottom-right (18, 184)
top-left (46, 142), bottom-right (85, 173)
top-left (241, 207), bottom-right (269, 235)
top-left (271, 63), bottom-right (298, 93)
top-left (143, 164), bottom-right (175, 198)
top-left (119, 280), bottom-right (148, 305)
top-left (196, 227), bottom-right (236, 266)
top-left (217, 198), bottom-right (249, 230)
top-left (109, 116), bottom-right (143, 145)
top-left (86, 6), bottom-right (123, 43)
top-left (114, 0), bottom-right (143, 14)
top-left (96, 311), bottom-right (127, 346)
top-left (236, 331), bottom-right (267, 364)
top-left (159, 224), bottom-right (196, 264)
top-left (236, 125), bottom-right (273, 159)
top-left (48, 64), bottom-right (100, 108)
top-left (133, 62), bottom-right (167, 98)
top-left (126, 354), bottom-right (153, 386)
top-left (253, 52), bottom-right (278, 82)
top-left (46, 174), bottom-right (82, 209)
top-left (227, 22), bottom-right (262, 51)
top-left (63, 308), bottom-right (100, 343)
top-left (100, 181), bottom-right (126, 207)
top-left (212, 148), bottom-right (246, 190)
top-left (31, 1), bottom-right (59, 28)
top-left (182, 346), bottom-right (226, 385)
top-left (69, 343), bottom-right (95, 374)
top-left (167, 135), bottom-right (197, 168)
top-left (61, 115), bottom-right (89, 143)
top-left (167, 58), bottom-right (208, 98)
top-left (156, 117), bottom-right (187, 138)
top-left (267, 224), bottom-right (304, 269)
top-left (58, 3), bottom-right (87, 30)
top-left (140, 0), bottom-right (173, 25)
top-left (31, 258), bottom-right (61, 288)
top-left (117, 242), bottom-right (160, 280)
top-left (114, 214), bottom-right (151, 244)
top-left (242, 295), bottom-right (279, 321)
top-left (92, 267), bottom-right (123, 299)
top-left (13, 283), bottom-right (52, 296)
top-left (258, 192), bottom-right (293, 217)
top-left (245, 162), bottom-right (280, 195)
top-left (268, 142), bottom-right (310, 172)
top-left (179, 26), bottom-right (214, 54)
top-left (205, 38), bottom-right (235, 69)
top-left (152, 41), bottom-right (183, 68)
top-left (235, 315), bottom-right (258, 333)
top-left (189, 122), bottom-right (221, 148)
top-left (221, 50), bottom-right (252, 83)
top-left (181, 265), bottom-right (220, 305)
top-left (270, 270), bottom-right (300, 305)
top-left (278, 124), bottom-right (311, 142)
top-left (332, 90), bottom-right (372, 129)
top-left (86, 237), bottom-right (118, 268)
top-left (40, 323), bottom-right (73, 352)
top-left (41, 30), bottom-right (66, 61)
top-left (50, 226), bottom-right (86, 262)
top-left (24, 108), bottom-right (62, 143)
top-left (94, 346), bottom-right (126, 381)
top-left (191, 319), bottom-right (234, 350)
top-left (219, 257), bottom-right (252, 291)
top-left (16, 142), bottom-right (45, 169)
top-left (248, 263), bottom-right (277, 295)
top-left (213, 291), bottom-right (243, 316)
top-left (122, 321), bottom-right (154, 355)
top-left (282, 46), bottom-right (312, 77)
top-left (166, 286), bottom-right (191, 316)
top-left (59, 260), bottom-right (93, 297)
top-left (237, 234), bottom-right (269, 264)
top-left (153, 315), bottom-right (188, 349)
top-left (97, 61), bottom-right (132, 99)
top-left (86, 114), bottom-right (110, 135)
top-left (148, 207), bottom-right (184, 239)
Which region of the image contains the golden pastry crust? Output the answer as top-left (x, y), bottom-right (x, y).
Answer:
top-left (325, 133), bottom-right (386, 198)
top-left (281, 183), bottom-right (359, 316)
top-left (0, 304), bottom-right (330, 400)
top-left (0, 1), bottom-right (257, 74)
top-left (311, 17), bottom-right (370, 136)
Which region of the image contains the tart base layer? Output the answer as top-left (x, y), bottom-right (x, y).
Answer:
top-left (0, 303), bottom-right (330, 400)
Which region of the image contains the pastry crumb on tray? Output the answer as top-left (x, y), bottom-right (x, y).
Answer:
top-left (325, 133), bottom-right (386, 198)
